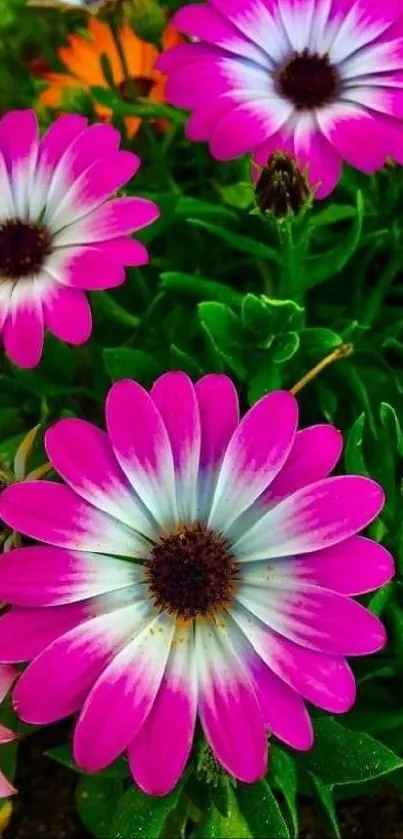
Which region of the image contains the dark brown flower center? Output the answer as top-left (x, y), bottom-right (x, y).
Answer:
top-left (147, 523), bottom-right (239, 620)
top-left (0, 219), bottom-right (52, 280)
top-left (119, 76), bottom-right (155, 101)
top-left (277, 49), bottom-right (339, 110)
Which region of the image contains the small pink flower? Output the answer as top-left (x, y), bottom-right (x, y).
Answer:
top-left (157, 0), bottom-right (403, 197)
top-left (0, 374), bottom-right (393, 795)
top-left (0, 665), bottom-right (18, 798)
top-left (0, 110), bottom-right (159, 368)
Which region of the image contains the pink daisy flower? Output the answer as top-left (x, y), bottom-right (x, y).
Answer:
top-left (157, 0), bottom-right (403, 197)
top-left (0, 665), bottom-right (18, 798)
top-left (0, 110), bottom-right (159, 368)
top-left (0, 374), bottom-right (393, 795)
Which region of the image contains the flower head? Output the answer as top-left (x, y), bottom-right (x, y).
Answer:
top-left (0, 374), bottom-right (393, 795)
top-left (39, 17), bottom-right (183, 138)
top-left (0, 110), bottom-right (158, 368)
top-left (0, 665), bottom-right (17, 798)
top-left (157, 0), bottom-right (403, 197)
top-left (255, 151), bottom-right (310, 218)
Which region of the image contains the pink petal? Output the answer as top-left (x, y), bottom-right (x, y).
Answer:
top-left (13, 602), bottom-right (147, 724)
top-left (46, 247), bottom-right (125, 291)
top-left (48, 151), bottom-right (139, 232)
top-left (209, 0), bottom-right (288, 60)
top-left (106, 379), bottom-right (177, 527)
top-left (42, 285), bottom-right (92, 346)
top-left (290, 536), bottom-right (395, 595)
top-left (232, 604), bottom-right (356, 713)
top-left (0, 770), bottom-right (16, 798)
top-left (38, 115), bottom-right (88, 171)
top-left (151, 372), bottom-right (201, 520)
top-left (0, 110), bottom-right (38, 216)
top-left (92, 237), bottom-right (149, 267)
top-left (292, 116), bottom-right (343, 199)
top-left (0, 602), bottom-right (94, 663)
top-left (209, 391), bottom-right (298, 533)
top-left (45, 418), bottom-right (154, 537)
top-left (0, 725), bottom-right (17, 745)
top-left (195, 374), bottom-right (240, 470)
top-left (174, 4), bottom-right (270, 65)
top-left (210, 100), bottom-right (292, 160)
top-left (318, 104), bottom-right (389, 173)
top-left (129, 623), bottom-right (197, 796)
top-left (0, 545), bottom-right (139, 607)
top-left (60, 123), bottom-right (121, 182)
top-left (196, 622), bottom-right (267, 783)
top-left (234, 476), bottom-right (385, 560)
top-left (31, 115), bottom-right (88, 217)
top-left (53, 197), bottom-right (160, 247)
top-left (237, 583), bottom-right (386, 655)
top-left (3, 294), bottom-right (44, 369)
top-left (73, 614), bottom-right (175, 772)
top-left (0, 481), bottom-right (147, 556)
top-left (265, 425), bottom-right (343, 502)
top-left (0, 664), bottom-right (16, 702)
top-left (249, 654), bottom-right (313, 751)
top-left (186, 100), bottom-right (236, 142)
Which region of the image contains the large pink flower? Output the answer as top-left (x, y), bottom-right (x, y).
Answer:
top-left (0, 110), bottom-right (159, 368)
top-left (157, 0), bottom-right (403, 197)
top-left (0, 374), bottom-right (393, 795)
top-left (0, 665), bottom-right (17, 798)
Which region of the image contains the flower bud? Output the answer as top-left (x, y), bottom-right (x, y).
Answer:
top-left (124, 0), bottom-right (165, 44)
top-left (255, 150), bottom-right (310, 218)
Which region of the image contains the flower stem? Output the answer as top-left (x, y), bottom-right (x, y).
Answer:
top-left (290, 343), bottom-right (354, 396)
top-left (277, 215), bottom-right (309, 299)
top-left (109, 16), bottom-right (138, 100)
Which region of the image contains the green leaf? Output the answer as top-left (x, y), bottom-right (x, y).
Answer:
top-left (241, 294), bottom-right (273, 336)
top-left (193, 788), bottom-right (252, 838)
top-left (175, 197), bottom-right (238, 224)
top-left (92, 86), bottom-right (186, 123)
top-left (170, 345), bottom-right (203, 378)
top-left (271, 746), bottom-right (298, 838)
top-left (311, 204), bottom-right (356, 227)
top-left (380, 402), bottom-right (403, 457)
top-left (237, 780), bottom-right (290, 839)
top-left (298, 718), bottom-right (403, 786)
top-left (344, 413), bottom-right (369, 476)
top-left (77, 774), bottom-right (122, 838)
top-left (104, 348), bottom-right (162, 386)
top-left (161, 272), bottom-right (243, 308)
top-left (299, 328), bottom-right (342, 358)
top-left (248, 359), bottom-right (282, 404)
top-left (310, 774), bottom-right (341, 839)
top-left (217, 181), bottom-right (254, 210)
top-left (261, 297), bottom-right (305, 332)
top-left (272, 331), bottom-right (300, 363)
top-left (188, 219), bottom-right (279, 262)
top-left (198, 302), bottom-right (243, 347)
top-left (198, 301), bottom-right (247, 377)
top-left (305, 191), bottom-right (364, 287)
top-left (112, 780), bottom-right (184, 839)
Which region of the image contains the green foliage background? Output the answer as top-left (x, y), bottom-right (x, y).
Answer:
top-left (2, 0), bottom-right (403, 836)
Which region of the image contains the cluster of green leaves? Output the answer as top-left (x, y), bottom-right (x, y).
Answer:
top-left (2, 0), bottom-right (403, 836)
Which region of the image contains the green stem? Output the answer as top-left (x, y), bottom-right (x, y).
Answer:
top-left (361, 254), bottom-right (401, 327)
top-left (277, 216), bottom-right (308, 299)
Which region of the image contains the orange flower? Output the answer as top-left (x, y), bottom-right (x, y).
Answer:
top-left (38, 16), bottom-right (182, 137)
